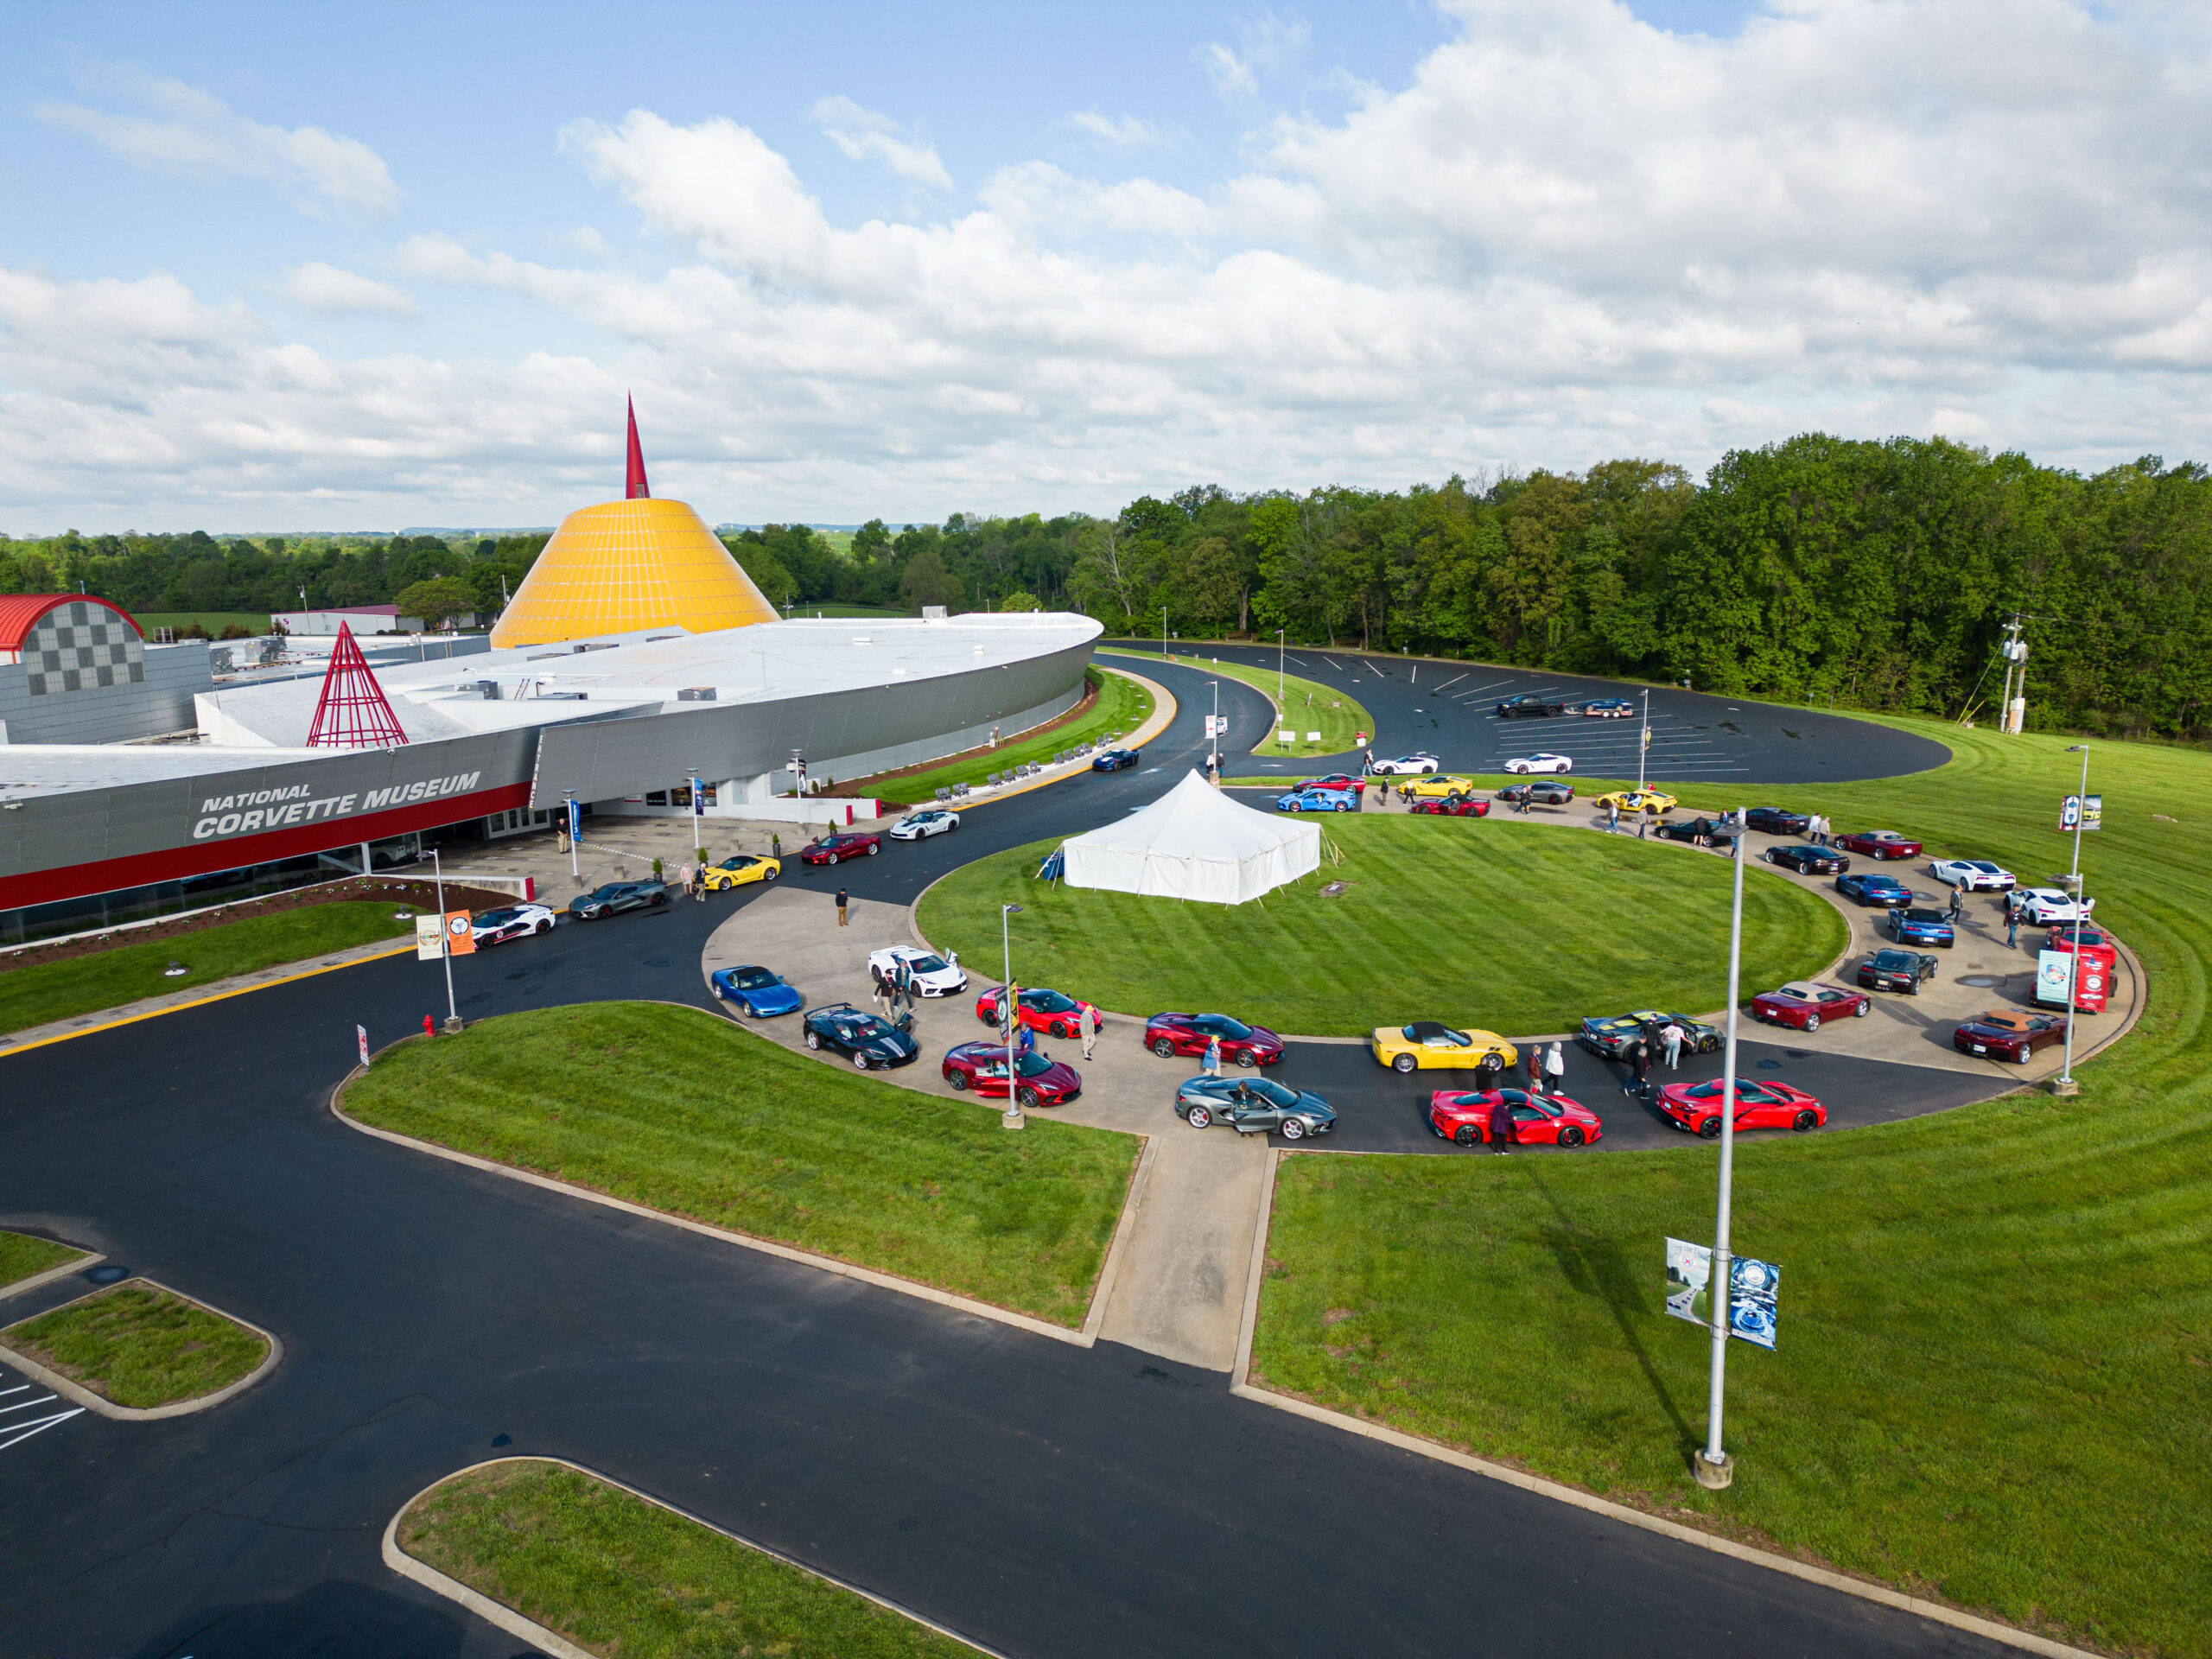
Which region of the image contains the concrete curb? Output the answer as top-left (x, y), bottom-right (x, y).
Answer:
top-left (330, 1015), bottom-right (1109, 1349)
top-left (1226, 1155), bottom-right (2101, 1659)
top-left (384, 1454), bottom-right (1003, 1657)
top-left (0, 1249), bottom-right (105, 1304)
top-left (1079, 1132), bottom-right (1159, 1345)
top-left (0, 1277), bottom-right (282, 1421)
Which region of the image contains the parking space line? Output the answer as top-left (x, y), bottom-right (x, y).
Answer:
top-left (0, 1407), bottom-right (84, 1451)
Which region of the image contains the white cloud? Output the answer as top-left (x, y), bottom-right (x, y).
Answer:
top-left (1198, 42), bottom-right (1258, 97)
top-left (1199, 10), bottom-right (1313, 98)
top-left (35, 72), bottom-right (397, 217)
top-left (1067, 111), bottom-right (1168, 148)
top-left (276, 263), bottom-right (416, 317)
top-left (809, 95), bottom-right (952, 188)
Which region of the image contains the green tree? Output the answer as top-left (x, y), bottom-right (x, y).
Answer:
top-left (392, 576), bottom-right (479, 629)
top-left (899, 547), bottom-right (964, 611)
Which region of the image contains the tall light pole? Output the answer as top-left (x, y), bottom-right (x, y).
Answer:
top-left (430, 847), bottom-right (461, 1033)
top-left (1209, 679), bottom-right (1220, 780)
top-left (563, 790), bottom-right (580, 884)
top-left (1638, 689), bottom-right (1651, 792)
top-left (1161, 607), bottom-right (1170, 664)
top-left (1695, 817), bottom-right (1749, 1490)
top-left (1001, 903), bottom-right (1026, 1130)
top-left (2056, 744), bottom-right (2090, 1092)
top-left (1277, 628), bottom-right (1286, 701)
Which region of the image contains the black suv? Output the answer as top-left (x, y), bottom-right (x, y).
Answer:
top-left (569, 881), bottom-right (669, 919)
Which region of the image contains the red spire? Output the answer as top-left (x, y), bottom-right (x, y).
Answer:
top-left (624, 395), bottom-right (651, 499)
top-left (306, 623), bottom-right (409, 749)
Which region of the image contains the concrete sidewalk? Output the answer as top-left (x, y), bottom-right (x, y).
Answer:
top-left (701, 886), bottom-right (1268, 1372)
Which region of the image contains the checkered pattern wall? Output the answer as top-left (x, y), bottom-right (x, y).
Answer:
top-left (22, 601), bottom-right (144, 696)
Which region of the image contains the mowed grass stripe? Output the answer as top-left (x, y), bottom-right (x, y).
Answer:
top-left (918, 817), bottom-right (1846, 1039)
top-left (1255, 720), bottom-right (2212, 1657)
top-left (341, 1002), bottom-right (1140, 1325)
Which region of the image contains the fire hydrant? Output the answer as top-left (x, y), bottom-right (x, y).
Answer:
top-left (423, 1014), bottom-right (436, 1039)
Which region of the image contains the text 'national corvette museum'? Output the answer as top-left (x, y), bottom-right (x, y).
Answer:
top-left (0, 419), bottom-right (1100, 941)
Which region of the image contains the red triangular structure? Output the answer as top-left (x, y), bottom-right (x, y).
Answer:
top-left (306, 623), bottom-right (409, 748)
top-left (624, 395), bottom-right (651, 499)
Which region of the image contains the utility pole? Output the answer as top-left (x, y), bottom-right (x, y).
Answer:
top-left (1001, 904), bottom-right (1026, 1130)
top-left (1209, 680), bottom-right (1220, 781)
top-left (1638, 689), bottom-right (1651, 791)
top-left (431, 848), bottom-right (461, 1033)
top-left (1695, 816), bottom-right (1749, 1490)
top-left (2055, 745), bottom-right (2090, 1095)
top-left (1997, 613), bottom-right (2028, 734)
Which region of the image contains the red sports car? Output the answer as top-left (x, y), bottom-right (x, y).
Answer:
top-left (975, 983), bottom-right (1100, 1039)
top-left (1749, 980), bottom-right (1871, 1032)
top-left (1410, 796), bottom-right (1489, 817)
top-left (1658, 1077), bottom-right (1827, 1137)
top-left (941, 1041), bottom-right (1083, 1106)
top-left (2044, 925), bottom-right (2114, 954)
top-left (1296, 775), bottom-right (1364, 793)
top-left (1428, 1087), bottom-right (1602, 1148)
top-left (1145, 1012), bottom-right (1284, 1066)
top-left (1953, 1008), bottom-right (2068, 1064)
top-left (798, 830), bottom-right (883, 865)
top-left (1834, 830), bottom-right (1923, 861)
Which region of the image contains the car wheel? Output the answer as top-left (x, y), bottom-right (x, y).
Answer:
top-left (1186, 1104), bottom-right (1212, 1128)
top-left (1791, 1109), bottom-right (1818, 1132)
top-left (1697, 1117), bottom-right (1722, 1139)
top-left (536, 919), bottom-right (552, 933)
top-left (1335, 800), bottom-right (1350, 811)
top-left (1854, 1001), bottom-right (1870, 1016)
top-left (949, 821), bottom-right (958, 832)
top-left (766, 867), bottom-right (779, 880)
top-left (1018, 1087), bottom-right (1040, 1109)
top-left (1052, 1021), bottom-right (1073, 1039)
top-left (1280, 1118), bottom-right (1306, 1141)
top-left (2016, 1047), bottom-right (2033, 1065)
top-left (826, 852), bottom-right (840, 865)
top-left (853, 1052), bottom-right (870, 1070)
top-left (948, 1071), bottom-right (969, 1090)
top-left (1558, 1126), bottom-right (1586, 1148)
top-left (1454, 1125), bottom-right (1478, 1147)
top-left (1235, 1049), bottom-right (1257, 1068)
top-left (1391, 1053), bottom-right (1416, 1073)
top-left (1764, 850), bottom-right (1778, 864)
top-left (1151, 1036), bottom-right (1178, 1058)
top-left (1803, 1014), bottom-right (1821, 1033)
top-left (868, 842), bottom-right (880, 855)
top-left (805, 1031), bottom-right (821, 1049)
top-left (653, 893), bottom-right (667, 906)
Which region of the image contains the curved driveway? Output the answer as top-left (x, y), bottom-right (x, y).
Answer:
top-left (0, 655), bottom-right (2030, 1658)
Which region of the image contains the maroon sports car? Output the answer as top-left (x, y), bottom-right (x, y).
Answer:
top-left (941, 1041), bottom-right (1082, 1106)
top-left (1145, 1012), bottom-right (1284, 1066)
top-left (1834, 829), bottom-right (1923, 861)
top-left (1749, 981), bottom-right (1871, 1032)
top-left (798, 830), bottom-right (883, 865)
top-left (1953, 1008), bottom-right (2068, 1064)
top-left (1657, 1077), bottom-right (1827, 1137)
top-left (1410, 796), bottom-right (1489, 817)
top-left (1296, 774), bottom-right (1364, 793)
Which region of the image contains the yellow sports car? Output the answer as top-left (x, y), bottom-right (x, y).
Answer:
top-left (1402, 773), bottom-right (1481, 800)
top-left (1592, 788), bottom-right (1678, 815)
top-left (1370, 1021), bottom-right (1519, 1074)
top-left (702, 853), bottom-right (780, 891)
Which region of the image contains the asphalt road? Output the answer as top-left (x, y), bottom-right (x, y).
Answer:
top-left (1105, 640), bottom-right (1953, 787)
top-left (0, 657), bottom-right (2020, 1658)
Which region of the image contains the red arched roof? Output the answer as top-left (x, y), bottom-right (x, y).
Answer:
top-left (0, 594), bottom-right (146, 653)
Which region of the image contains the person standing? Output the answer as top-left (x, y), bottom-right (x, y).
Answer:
top-left (2006, 910), bottom-right (2020, 950)
top-left (1607, 803), bottom-right (1619, 834)
top-left (1661, 1020), bottom-right (1685, 1071)
top-left (1627, 1036), bottom-right (1652, 1098)
top-left (1079, 1001), bottom-right (1098, 1061)
top-left (1523, 1043), bottom-right (1543, 1094)
top-left (1474, 1050), bottom-right (1503, 1095)
top-left (835, 886), bottom-right (849, 927)
top-left (677, 859), bottom-right (694, 896)
top-left (1490, 1099), bottom-right (1514, 1154)
top-left (1546, 1041), bottom-right (1566, 1096)
top-left (1204, 1034), bottom-right (1222, 1077)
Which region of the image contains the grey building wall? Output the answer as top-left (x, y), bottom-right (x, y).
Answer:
top-left (0, 640), bottom-right (212, 744)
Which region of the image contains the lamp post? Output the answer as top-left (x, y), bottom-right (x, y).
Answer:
top-left (1277, 629), bottom-right (1286, 701)
top-left (1001, 903), bottom-right (1027, 1129)
top-left (1209, 679), bottom-right (1219, 780)
top-left (431, 847), bottom-right (461, 1033)
top-left (2056, 744), bottom-right (2090, 1092)
top-left (1695, 817), bottom-right (1749, 1490)
top-left (563, 790), bottom-right (579, 883)
top-left (1161, 607), bottom-right (1170, 664)
top-left (1638, 689), bottom-right (1651, 792)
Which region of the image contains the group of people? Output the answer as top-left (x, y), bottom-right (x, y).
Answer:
top-left (673, 861), bottom-right (710, 901)
top-left (1618, 1015), bottom-right (1691, 1100)
top-left (1804, 813), bottom-right (1834, 845)
top-left (871, 956), bottom-right (920, 1019)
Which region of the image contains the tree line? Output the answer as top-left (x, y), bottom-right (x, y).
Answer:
top-left (4, 434), bottom-right (2207, 738)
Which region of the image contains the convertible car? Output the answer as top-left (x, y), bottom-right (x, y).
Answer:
top-left (1764, 842), bottom-right (1848, 874)
top-left (1742, 807), bottom-right (1811, 836)
top-left (1277, 787), bottom-right (1356, 812)
top-left (1410, 795), bottom-right (1489, 817)
top-left (1954, 1008), bottom-right (2068, 1063)
top-left (801, 1003), bottom-right (920, 1070)
top-left (1428, 1087), bottom-right (1603, 1148)
top-left (1931, 857), bottom-right (2015, 891)
top-left (1370, 1021), bottom-right (1517, 1074)
top-left (1592, 788), bottom-right (1677, 815)
top-left (1579, 1010), bottom-right (1722, 1058)
top-left (942, 1042), bottom-right (1082, 1106)
top-left (1835, 829), bottom-right (1923, 860)
top-left (1857, 948), bottom-right (1940, 995)
top-left (1658, 1077), bottom-right (1827, 1136)
top-left (1886, 906), bottom-right (1956, 948)
top-left (709, 963), bottom-right (804, 1018)
top-left (702, 853), bottom-right (780, 890)
top-left (1836, 871), bottom-right (1912, 908)
top-left (1368, 753), bottom-right (1440, 775)
top-left (798, 830), bottom-right (882, 865)
top-left (1145, 1012), bottom-right (1285, 1066)
top-left (1749, 982), bottom-right (1869, 1031)
top-left (976, 984), bottom-right (1100, 1039)
top-left (1176, 1075), bottom-right (1335, 1139)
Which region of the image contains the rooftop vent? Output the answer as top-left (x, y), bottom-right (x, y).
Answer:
top-left (676, 687), bottom-right (717, 702)
top-left (476, 680), bottom-right (501, 701)
top-left (923, 606), bottom-right (948, 622)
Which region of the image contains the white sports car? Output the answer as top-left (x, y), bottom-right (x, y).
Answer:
top-left (2013, 887), bottom-right (2095, 925)
top-left (469, 902), bottom-right (557, 946)
top-left (888, 807), bottom-right (961, 841)
top-left (1931, 858), bottom-right (2016, 892)
top-left (1368, 753), bottom-right (1440, 775)
top-left (868, 944), bottom-right (969, 997)
top-left (1503, 753), bottom-right (1573, 775)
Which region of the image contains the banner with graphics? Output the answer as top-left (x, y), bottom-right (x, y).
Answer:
top-left (1665, 1237), bottom-right (1780, 1350)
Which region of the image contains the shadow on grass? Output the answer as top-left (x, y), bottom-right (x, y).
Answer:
top-left (1523, 1163), bottom-right (1700, 1472)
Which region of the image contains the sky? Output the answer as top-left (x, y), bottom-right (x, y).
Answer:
top-left (1, 0), bottom-right (2206, 533)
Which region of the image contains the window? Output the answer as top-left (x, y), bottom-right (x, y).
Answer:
top-left (646, 791), bottom-right (668, 805)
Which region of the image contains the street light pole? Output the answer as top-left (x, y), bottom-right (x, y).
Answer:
top-left (1277, 629), bottom-right (1286, 701)
top-left (1001, 903), bottom-right (1026, 1129)
top-left (1639, 689), bottom-right (1651, 792)
top-left (2057, 744), bottom-right (2090, 1091)
top-left (431, 847), bottom-right (461, 1032)
top-left (563, 790), bottom-right (579, 883)
top-left (1696, 818), bottom-right (1748, 1490)
top-left (1209, 679), bottom-right (1219, 780)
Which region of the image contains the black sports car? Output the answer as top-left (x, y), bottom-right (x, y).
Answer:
top-left (802, 1003), bottom-right (920, 1069)
top-left (1743, 806), bottom-right (1812, 836)
top-left (1765, 842), bottom-right (1848, 874)
top-left (1579, 1010), bottom-right (1723, 1058)
top-left (569, 880), bottom-right (669, 919)
top-left (1836, 871), bottom-right (1912, 907)
top-left (1497, 694), bottom-right (1566, 718)
top-left (1857, 948), bottom-right (1940, 995)
top-left (1496, 779), bottom-right (1575, 805)
top-left (1651, 817), bottom-right (1725, 845)
top-left (1091, 748), bottom-right (1141, 772)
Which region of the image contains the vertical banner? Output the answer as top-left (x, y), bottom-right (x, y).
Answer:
top-left (357, 1025), bottom-right (371, 1066)
top-left (691, 775), bottom-right (706, 830)
top-left (2060, 794), bottom-right (2079, 831)
top-left (2036, 949), bottom-right (2074, 1007)
top-left (444, 912), bottom-right (475, 957)
top-left (565, 798), bottom-right (582, 842)
top-left (2082, 793), bottom-right (2102, 832)
top-left (415, 916), bottom-right (445, 961)
top-left (1664, 1236), bottom-right (1781, 1350)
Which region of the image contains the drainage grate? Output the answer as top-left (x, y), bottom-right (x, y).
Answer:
top-left (1958, 974), bottom-right (2004, 988)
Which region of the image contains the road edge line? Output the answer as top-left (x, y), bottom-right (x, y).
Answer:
top-left (0, 1276), bottom-right (283, 1421)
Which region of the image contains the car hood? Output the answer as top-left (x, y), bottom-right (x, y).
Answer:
top-left (738, 982), bottom-right (803, 1009)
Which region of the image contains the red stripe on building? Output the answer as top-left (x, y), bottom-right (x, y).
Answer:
top-left (1, 783), bottom-right (534, 911)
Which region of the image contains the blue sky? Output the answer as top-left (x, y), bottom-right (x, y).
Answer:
top-left (1, 1), bottom-right (2200, 531)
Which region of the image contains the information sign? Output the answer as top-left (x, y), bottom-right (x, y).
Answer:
top-left (1665, 1236), bottom-right (1780, 1350)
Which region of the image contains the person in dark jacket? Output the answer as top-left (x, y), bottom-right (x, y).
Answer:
top-left (1627, 1038), bottom-right (1653, 1097)
top-left (1491, 1096), bottom-right (1515, 1154)
top-left (1473, 1051), bottom-right (1503, 1094)
top-left (1524, 1043), bottom-right (1544, 1095)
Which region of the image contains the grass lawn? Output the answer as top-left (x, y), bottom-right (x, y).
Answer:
top-left (0, 1230), bottom-right (86, 1291)
top-left (131, 610), bottom-right (270, 637)
top-left (917, 817), bottom-right (1845, 1037)
top-left (3, 1281), bottom-right (269, 1408)
top-left (401, 1459), bottom-right (975, 1657)
top-left (868, 665), bottom-right (1155, 805)
top-left (341, 1002), bottom-right (1139, 1325)
top-left (1103, 650), bottom-right (1371, 759)
top-left (1254, 721), bottom-right (2212, 1657)
top-left (0, 900), bottom-right (416, 1033)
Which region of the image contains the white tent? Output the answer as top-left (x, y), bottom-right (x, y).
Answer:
top-left (1061, 770), bottom-right (1321, 905)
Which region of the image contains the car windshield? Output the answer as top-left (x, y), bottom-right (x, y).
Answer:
top-left (1014, 1051), bottom-right (1055, 1077)
top-left (1244, 1078), bottom-right (1295, 1108)
top-left (1860, 876), bottom-right (1903, 888)
top-left (908, 955), bottom-right (950, 974)
top-left (586, 885), bottom-right (626, 899)
top-left (716, 856), bottom-right (755, 870)
top-left (1203, 1015), bottom-right (1253, 1039)
top-left (851, 1016), bottom-right (896, 1040)
top-left (1872, 950), bottom-right (1917, 969)
top-left (1968, 861), bottom-right (2000, 873)
top-left (729, 968), bottom-right (778, 990)
top-left (1033, 991), bottom-right (1077, 1013)
top-left (1901, 908), bottom-right (1947, 922)
top-left (477, 907), bottom-right (518, 925)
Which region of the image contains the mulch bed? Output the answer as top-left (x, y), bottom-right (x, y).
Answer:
top-left (1, 877), bottom-right (519, 974)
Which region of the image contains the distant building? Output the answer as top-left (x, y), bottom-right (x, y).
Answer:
top-left (273, 605), bottom-right (426, 636)
top-left (0, 594), bottom-right (211, 746)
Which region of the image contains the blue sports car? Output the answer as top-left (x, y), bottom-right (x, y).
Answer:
top-left (710, 964), bottom-right (804, 1017)
top-left (1836, 872), bottom-right (1913, 908)
top-left (1091, 748), bottom-right (1141, 771)
top-left (1886, 906), bottom-right (1956, 947)
top-left (1276, 787), bottom-right (1355, 812)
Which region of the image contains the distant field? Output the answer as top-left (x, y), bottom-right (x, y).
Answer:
top-left (132, 611), bottom-right (270, 637)
top-left (785, 602), bottom-right (913, 619)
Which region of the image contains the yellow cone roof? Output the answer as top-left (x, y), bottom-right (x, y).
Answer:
top-left (490, 497), bottom-right (778, 648)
